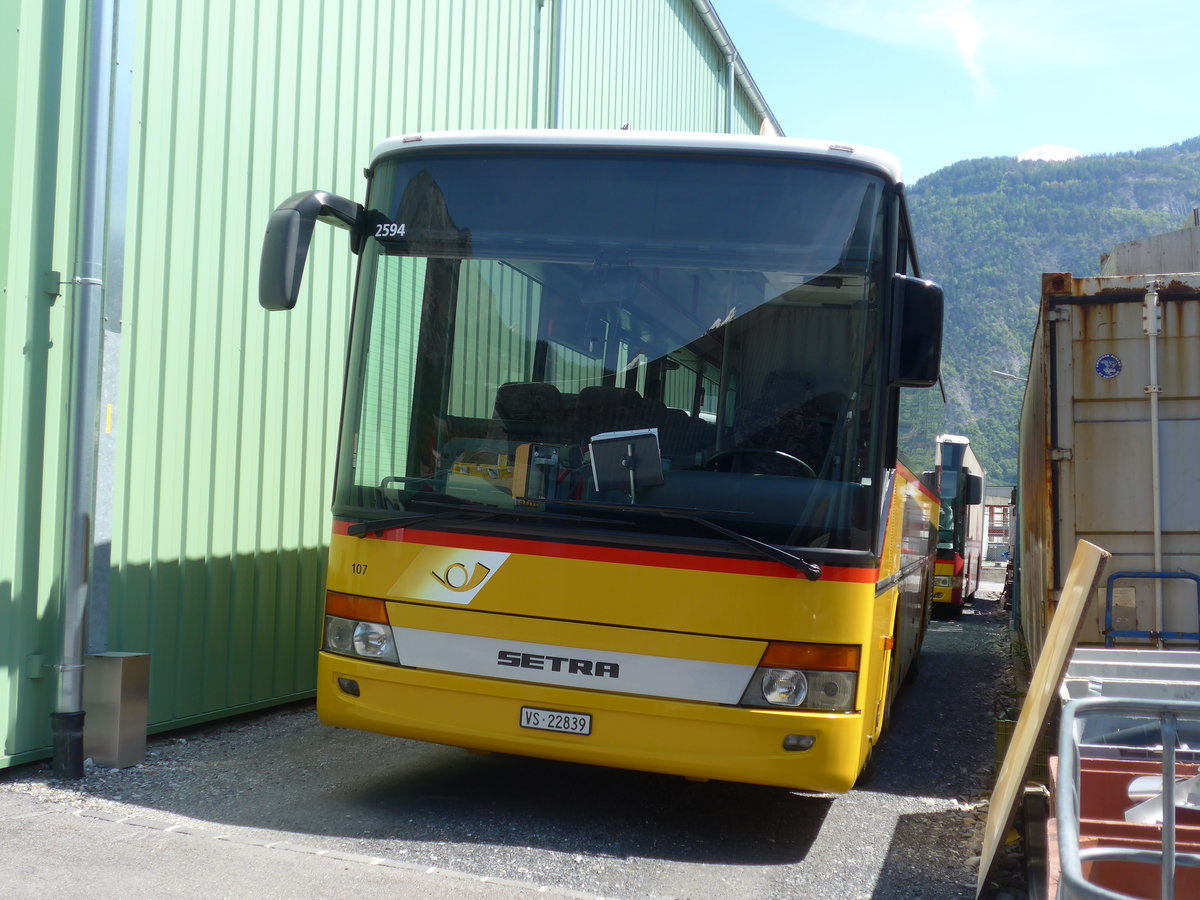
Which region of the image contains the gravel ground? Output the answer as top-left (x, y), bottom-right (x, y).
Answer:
top-left (2, 567), bottom-right (1032, 900)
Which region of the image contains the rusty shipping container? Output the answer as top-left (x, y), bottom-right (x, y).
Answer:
top-left (1017, 272), bottom-right (1200, 664)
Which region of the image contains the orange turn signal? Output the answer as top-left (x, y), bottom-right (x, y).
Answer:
top-left (325, 592), bottom-right (389, 624)
top-left (760, 641), bottom-right (861, 672)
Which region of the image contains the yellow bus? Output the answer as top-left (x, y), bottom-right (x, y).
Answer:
top-left (932, 434), bottom-right (986, 619)
top-left (260, 131), bottom-right (943, 792)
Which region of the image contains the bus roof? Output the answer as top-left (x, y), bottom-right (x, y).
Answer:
top-left (369, 129), bottom-right (904, 184)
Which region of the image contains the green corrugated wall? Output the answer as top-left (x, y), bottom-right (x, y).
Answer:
top-left (2, 0), bottom-right (85, 766)
top-left (1, 0), bottom-right (774, 767)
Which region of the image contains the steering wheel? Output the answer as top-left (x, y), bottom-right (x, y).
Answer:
top-left (704, 448), bottom-right (816, 478)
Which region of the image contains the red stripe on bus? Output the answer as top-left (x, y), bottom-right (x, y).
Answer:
top-left (896, 461), bottom-right (938, 502)
top-left (332, 520), bottom-right (878, 583)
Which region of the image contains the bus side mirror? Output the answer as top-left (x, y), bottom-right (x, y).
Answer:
top-left (259, 190), bottom-right (365, 310)
top-left (889, 274), bottom-right (943, 387)
top-left (965, 473), bottom-right (984, 505)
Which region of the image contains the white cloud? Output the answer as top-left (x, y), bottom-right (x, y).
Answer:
top-left (918, 1), bottom-right (992, 101)
top-left (772, 1), bottom-right (993, 99)
top-left (769, 0), bottom-right (1200, 97)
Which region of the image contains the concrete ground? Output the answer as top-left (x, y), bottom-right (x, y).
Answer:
top-left (0, 787), bottom-right (588, 900)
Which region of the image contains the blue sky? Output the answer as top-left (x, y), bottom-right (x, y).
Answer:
top-left (714, 0), bottom-right (1200, 183)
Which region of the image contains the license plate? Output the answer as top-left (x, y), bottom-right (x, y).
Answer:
top-left (519, 706), bottom-right (591, 735)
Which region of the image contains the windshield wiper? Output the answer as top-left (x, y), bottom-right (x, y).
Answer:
top-left (349, 498), bottom-right (821, 580)
top-left (346, 498), bottom-right (630, 537)
top-left (347, 509), bottom-right (497, 536)
top-left (545, 499), bottom-right (823, 581)
top-left (655, 508), bottom-right (822, 581)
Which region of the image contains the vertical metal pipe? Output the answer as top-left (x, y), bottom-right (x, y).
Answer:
top-left (90, 0), bottom-right (134, 656)
top-left (1144, 281), bottom-right (1164, 645)
top-left (1162, 712), bottom-right (1177, 900)
top-left (725, 57), bottom-right (734, 133)
top-left (552, 0), bottom-right (566, 128)
top-left (55, 0), bottom-right (115, 779)
top-left (530, 0), bottom-right (544, 128)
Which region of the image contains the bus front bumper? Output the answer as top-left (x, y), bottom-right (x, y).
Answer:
top-left (318, 652), bottom-right (870, 794)
top-left (931, 584), bottom-right (963, 607)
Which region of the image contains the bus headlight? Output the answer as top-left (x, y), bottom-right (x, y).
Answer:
top-left (739, 642), bottom-right (860, 712)
top-left (761, 669), bottom-right (808, 706)
top-left (322, 592), bottom-right (401, 665)
top-left (324, 615), bottom-right (356, 654)
top-left (744, 667), bottom-right (857, 710)
top-left (323, 616), bottom-right (400, 663)
top-left (352, 621), bottom-right (398, 660)
top-left (803, 672), bottom-right (857, 710)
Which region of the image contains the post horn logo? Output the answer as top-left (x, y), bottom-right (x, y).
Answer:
top-left (431, 562), bottom-right (492, 592)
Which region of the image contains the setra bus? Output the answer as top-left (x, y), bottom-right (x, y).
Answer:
top-left (932, 434), bottom-right (985, 619)
top-left (259, 131), bottom-right (943, 792)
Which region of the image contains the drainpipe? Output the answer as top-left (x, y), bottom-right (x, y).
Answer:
top-left (1143, 281), bottom-right (1165, 646)
top-left (725, 56), bottom-right (735, 134)
top-left (55, 0), bottom-right (115, 778)
top-left (91, 0), bottom-right (134, 658)
top-left (689, 0), bottom-right (782, 136)
top-left (530, 1), bottom-right (543, 128)
top-left (552, 0), bottom-right (566, 128)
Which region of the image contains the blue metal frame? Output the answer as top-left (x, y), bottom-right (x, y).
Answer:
top-left (1104, 571), bottom-right (1200, 648)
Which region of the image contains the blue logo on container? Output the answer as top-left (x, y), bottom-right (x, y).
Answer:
top-left (1095, 354), bottom-right (1122, 379)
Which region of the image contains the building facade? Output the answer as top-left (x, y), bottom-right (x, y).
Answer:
top-left (1, 0), bottom-right (778, 767)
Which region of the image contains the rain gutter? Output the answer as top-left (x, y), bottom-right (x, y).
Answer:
top-left (689, 0), bottom-right (783, 135)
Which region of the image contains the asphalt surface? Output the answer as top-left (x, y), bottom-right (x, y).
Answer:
top-left (1, 567), bottom-right (1021, 900)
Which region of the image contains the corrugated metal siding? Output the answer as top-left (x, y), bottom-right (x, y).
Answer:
top-left (733, 82), bottom-right (762, 134)
top-left (564, 0), bottom-right (761, 133)
top-left (111, 0), bottom-right (548, 729)
top-left (1016, 295), bottom-right (1057, 665)
top-left (3, 0), bottom-right (778, 764)
top-left (1, 0), bottom-right (87, 765)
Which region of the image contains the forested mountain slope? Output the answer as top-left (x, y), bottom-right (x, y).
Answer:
top-left (904, 136), bottom-right (1200, 483)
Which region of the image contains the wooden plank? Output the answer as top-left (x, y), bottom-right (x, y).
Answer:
top-left (976, 539), bottom-right (1110, 897)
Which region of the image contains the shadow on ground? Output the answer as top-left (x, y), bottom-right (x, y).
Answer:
top-left (871, 586), bottom-right (1012, 801)
top-left (6, 701), bottom-right (834, 867)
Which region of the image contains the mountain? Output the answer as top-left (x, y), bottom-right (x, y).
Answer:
top-left (904, 136), bottom-right (1200, 483)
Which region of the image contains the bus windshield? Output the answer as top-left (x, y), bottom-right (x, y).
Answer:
top-left (335, 148), bottom-right (891, 554)
top-left (937, 443), bottom-right (966, 550)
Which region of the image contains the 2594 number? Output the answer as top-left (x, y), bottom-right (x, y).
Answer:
top-left (374, 222), bottom-right (406, 239)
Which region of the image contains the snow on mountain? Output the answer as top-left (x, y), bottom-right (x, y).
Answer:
top-left (1017, 144), bottom-right (1084, 163)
